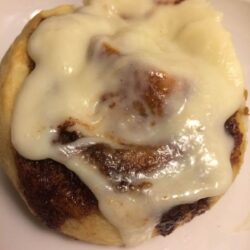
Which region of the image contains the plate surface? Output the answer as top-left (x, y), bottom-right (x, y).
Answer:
top-left (0, 0), bottom-right (250, 249)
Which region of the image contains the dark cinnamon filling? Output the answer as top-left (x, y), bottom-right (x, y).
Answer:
top-left (155, 0), bottom-right (185, 4)
top-left (13, 0), bottom-right (244, 236)
top-left (15, 111), bottom-right (244, 234)
top-left (225, 112), bottom-right (244, 165)
top-left (99, 68), bottom-right (179, 118)
top-left (16, 155), bottom-right (98, 229)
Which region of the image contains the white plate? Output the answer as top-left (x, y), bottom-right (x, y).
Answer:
top-left (0, 0), bottom-right (250, 249)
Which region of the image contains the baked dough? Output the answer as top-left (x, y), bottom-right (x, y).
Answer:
top-left (0, 3), bottom-right (247, 246)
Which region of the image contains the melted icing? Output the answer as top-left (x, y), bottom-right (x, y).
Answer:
top-left (12, 0), bottom-right (244, 246)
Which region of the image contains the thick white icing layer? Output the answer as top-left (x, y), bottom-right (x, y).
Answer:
top-left (12, 0), bottom-right (244, 246)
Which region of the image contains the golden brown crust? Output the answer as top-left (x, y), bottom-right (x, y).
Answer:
top-left (0, 5), bottom-right (123, 246)
top-left (0, 4), bottom-right (75, 188)
top-left (0, 3), bottom-right (247, 247)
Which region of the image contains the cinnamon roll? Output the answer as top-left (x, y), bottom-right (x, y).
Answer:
top-left (0, 0), bottom-right (247, 246)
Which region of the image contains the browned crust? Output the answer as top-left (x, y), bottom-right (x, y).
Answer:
top-left (0, 1), bottom-right (247, 246)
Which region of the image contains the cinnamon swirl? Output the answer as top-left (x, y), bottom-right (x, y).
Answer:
top-left (0, 0), bottom-right (247, 246)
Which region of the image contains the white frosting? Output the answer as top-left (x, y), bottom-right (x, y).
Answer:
top-left (12, 0), bottom-right (245, 246)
